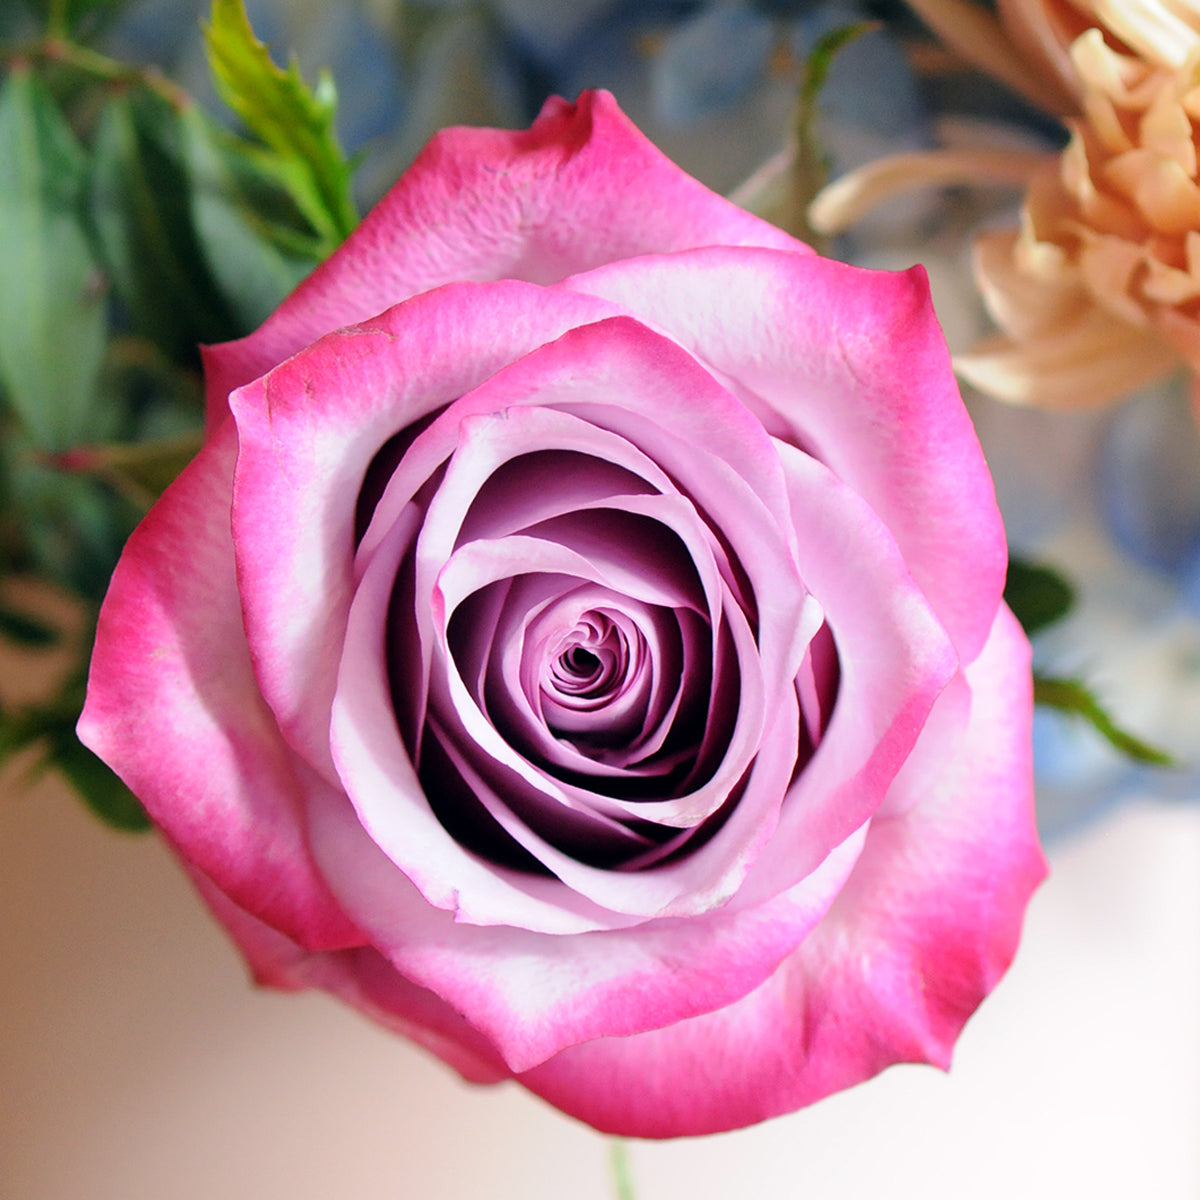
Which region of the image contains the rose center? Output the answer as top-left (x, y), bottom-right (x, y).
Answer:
top-left (544, 616), bottom-right (630, 707)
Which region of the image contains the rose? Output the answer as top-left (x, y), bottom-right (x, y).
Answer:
top-left (79, 90), bottom-right (1045, 1138)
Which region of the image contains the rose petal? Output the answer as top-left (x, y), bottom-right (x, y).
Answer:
top-left (185, 867), bottom-right (509, 1085)
top-left (731, 440), bottom-right (959, 904)
top-left (229, 282), bottom-right (622, 780)
top-left (204, 89), bottom-right (807, 426)
top-left (560, 248), bottom-right (1007, 661)
top-left (78, 424), bottom-right (360, 951)
top-left (517, 606), bottom-right (1046, 1136)
top-left (305, 779), bottom-right (868, 1073)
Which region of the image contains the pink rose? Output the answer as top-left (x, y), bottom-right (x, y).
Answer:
top-left (80, 91), bottom-right (1045, 1137)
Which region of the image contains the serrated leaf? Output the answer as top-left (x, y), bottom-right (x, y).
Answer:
top-left (0, 67), bottom-right (107, 450)
top-left (1033, 675), bottom-right (1175, 766)
top-left (1005, 556), bottom-right (1075, 636)
top-left (88, 87), bottom-right (240, 360)
top-left (179, 106), bottom-right (318, 329)
top-left (203, 0), bottom-right (358, 254)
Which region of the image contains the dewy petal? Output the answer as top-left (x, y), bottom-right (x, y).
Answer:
top-left (78, 423), bottom-right (360, 952)
top-left (203, 89), bottom-right (806, 425)
top-left (561, 248), bottom-right (1006, 662)
top-left (518, 607), bottom-right (1046, 1138)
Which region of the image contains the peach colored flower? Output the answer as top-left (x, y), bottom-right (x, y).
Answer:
top-left (812, 0), bottom-right (1200, 408)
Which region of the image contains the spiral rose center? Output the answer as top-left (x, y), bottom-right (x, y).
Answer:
top-left (361, 433), bottom-right (835, 880)
top-left (545, 615), bottom-right (628, 704)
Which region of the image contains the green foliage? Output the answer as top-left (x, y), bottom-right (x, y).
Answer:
top-left (180, 105), bottom-right (318, 327)
top-left (0, 67), bottom-right (107, 451)
top-left (1005, 556), bottom-right (1075, 636)
top-left (1004, 555), bottom-right (1171, 766)
top-left (0, 676), bottom-right (150, 832)
top-left (13, 0), bottom-right (127, 39)
top-left (0, 0), bottom-right (350, 834)
top-left (800, 22), bottom-right (878, 113)
top-left (54, 728), bottom-right (151, 830)
top-left (88, 87), bottom-right (243, 360)
top-left (0, 599), bottom-right (59, 647)
top-left (4, 449), bottom-right (141, 598)
top-left (61, 431), bottom-right (204, 510)
top-left (1033, 675), bottom-right (1175, 767)
top-left (203, 0), bottom-right (359, 257)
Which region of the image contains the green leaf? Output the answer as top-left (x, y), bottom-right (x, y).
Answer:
top-left (179, 106), bottom-right (319, 330)
top-left (4, 447), bottom-right (141, 602)
top-left (800, 22), bottom-right (878, 111)
top-left (0, 67), bottom-right (106, 450)
top-left (0, 599), bottom-right (59, 647)
top-left (88, 87), bottom-right (241, 360)
top-left (1005, 556), bottom-right (1075, 636)
top-left (52, 730), bottom-right (151, 831)
top-left (203, 0), bottom-right (358, 255)
top-left (775, 21), bottom-right (877, 250)
top-left (57, 430), bottom-right (203, 508)
top-left (1033, 675), bottom-right (1175, 766)
top-left (24, 0), bottom-right (128, 36)
top-left (0, 686), bottom-right (151, 832)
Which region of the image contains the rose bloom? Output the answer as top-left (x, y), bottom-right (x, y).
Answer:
top-left (80, 91), bottom-right (1045, 1138)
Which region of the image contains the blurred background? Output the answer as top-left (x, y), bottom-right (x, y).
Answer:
top-left (2, 757), bottom-right (1196, 1198)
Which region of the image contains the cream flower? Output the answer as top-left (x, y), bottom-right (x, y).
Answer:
top-left (812, 0), bottom-right (1200, 408)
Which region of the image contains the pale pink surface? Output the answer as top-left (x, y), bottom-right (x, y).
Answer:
top-left (80, 90), bottom-right (1043, 1137)
top-left (519, 607), bottom-right (1042, 1134)
top-left (202, 90), bottom-right (804, 426)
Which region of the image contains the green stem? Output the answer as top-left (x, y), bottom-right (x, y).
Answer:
top-left (608, 1138), bottom-right (637, 1200)
top-left (0, 35), bottom-right (192, 109)
top-left (46, 0), bottom-right (69, 39)
top-left (790, 21), bottom-right (879, 252)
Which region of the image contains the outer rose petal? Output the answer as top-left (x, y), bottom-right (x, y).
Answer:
top-left (77, 423), bottom-right (360, 952)
top-left (185, 868), bottom-right (509, 1085)
top-left (518, 607), bottom-right (1046, 1137)
top-left (203, 89), bottom-right (807, 425)
top-left (305, 782), bottom-right (869, 1074)
top-left (560, 249), bottom-right (1006, 661)
top-left (229, 283), bottom-right (623, 779)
